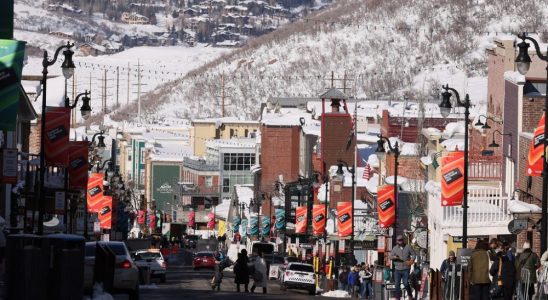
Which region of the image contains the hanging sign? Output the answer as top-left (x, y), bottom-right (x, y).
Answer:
top-left (0, 148), bottom-right (17, 184)
top-left (338, 239), bottom-right (345, 253)
top-left (207, 212), bottom-right (215, 229)
top-left (99, 196), bottom-right (112, 229)
top-left (68, 141), bottom-right (89, 190)
top-left (261, 215), bottom-right (270, 236)
top-left (87, 173), bottom-right (104, 213)
top-left (295, 206), bottom-right (307, 234)
top-left (312, 204), bottom-right (326, 235)
top-left (249, 215), bottom-right (259, 236)
top-left (337, 202), bottom-right (352, 237)
top-left (275, 208), bottom-right (285, 230)
top-left (377, 185), bottom-right (396, 228)
top-left (441, 151), bottom-right (465, 206)
top-left (527, 113), bottom-right (545, 176)
top-left (44, 107), bottom-right (71, 166)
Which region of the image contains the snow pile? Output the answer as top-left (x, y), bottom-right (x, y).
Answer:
top-left (507, 199), bottom-right (542, 214)
top-left (321, 290), bottom-right (351, 298)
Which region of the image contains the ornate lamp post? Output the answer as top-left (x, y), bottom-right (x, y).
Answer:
top-left (438, 84), bottom-right (472, 247)
top-left (38, 42), bottom-right (75, 235)
top-left (375, 135), bottom-right (400, 247)
top-left (514, 32), bottom-right (548, 252)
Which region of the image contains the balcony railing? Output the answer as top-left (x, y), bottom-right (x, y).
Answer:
top-left (183, 157), bottom-right (218, 172)
top-left (468, 155), bottom-right (502, 181)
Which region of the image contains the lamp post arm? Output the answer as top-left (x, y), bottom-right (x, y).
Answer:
top-left (378, 135), bottom-right (400, 155)
top-left (65, 90), bottom-right (90, 109)
top-left (43, 42), bottom-right (73, 68)
top-left (519, 33), bottom-right (548, 61)
top-left (89, 130), bottom-right (105, 146)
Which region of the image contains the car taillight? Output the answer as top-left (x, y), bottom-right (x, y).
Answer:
top-left (117, 259), bottom-right (132, 269)
top-left (161, 261), bottom-right (166, 268)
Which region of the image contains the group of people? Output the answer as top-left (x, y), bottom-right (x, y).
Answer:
top-left (442, 238), bottom-right (547, 300)
top-left (232, 249), bottom-right (268, 294)
top-left (338, 264), bottom-right (374, 299)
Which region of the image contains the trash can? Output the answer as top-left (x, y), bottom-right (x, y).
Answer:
top-left (139, 266), bottom-right (151, 285)
top-left (94, 242), bottom-right (116, 293)
top-left (6, 234), bottom-right (47, 300)
top-left (43, 234), bottom-right (85, 300)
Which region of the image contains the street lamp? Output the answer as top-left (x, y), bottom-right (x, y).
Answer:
top-left (336, 160), bottom-right (355, 252)
top-left (474, 114), bottom-right (502, 129)
top-left (515, 32), bottom-right (548, 252)
top-left (438, 84), bottom-right (471, 247)
top-left (375, 135), bottom-right (400, 247)
top-left (488, 130), bottom-right (512, 148)
top-left (65, 90), bottom-right (92, 120)
top-left (38, 42), bottom-right (75, 235)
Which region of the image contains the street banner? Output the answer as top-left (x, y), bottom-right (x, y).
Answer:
top-left (527, 113), bottom-right (545, 177)
top-left (232, 215), bottom-right (241, 233)
top-left (137, 210), bottom-right (145, 224)
top-left (87, 173), bottom-right (104, 213)
top-left (45, 107), bottom-right (71, 166)
top-left (312, 204), bottom-right (326, 235)
top-left (0, 40), bottom-right (25, 132)
top-left (207, 212), bottom-right (215, 230)
top-left (241, 218), bottom-right (248, 235)
top-left (249, 215), bottom-right (259, 236)
top-left (261, 215), bottom-right (270, 236)
top-left (68, 141), bottom-right (89, 190)
top-left (188, 211), bottom-right (195, 228)
top-left (295, 206), bottom-right (307, 234)
top-left (377, 185), bottom-right (396, 228)
top-left (337, 202), bottom-right (352, 237)
top-left (149, 212), bottom-right (156, 229)
top-left (0, 148), bottom-right (17, 184)
top-left (218, 220), bottom-right (226, 237)
top-left (441, 151), bottom-right (465, 206)
top-left (275, 208), bottom-right (285, 230)
top-left (99, 196), bottom-right (112, 229)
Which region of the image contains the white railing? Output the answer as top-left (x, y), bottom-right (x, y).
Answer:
top-left (442, 185), bottom-right (511, 226)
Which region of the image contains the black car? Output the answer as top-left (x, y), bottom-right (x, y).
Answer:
top-left (183, 235), bottom-right (200, 249)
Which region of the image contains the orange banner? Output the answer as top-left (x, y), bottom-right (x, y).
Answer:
top-left (87, 173), bottom-right (104, 213)
top-left (99, 196), bottom-right (112, 229)
top-left (441, 152), bottom-right (464, 206)
top-left (295, 206), bottom-right (307, 234)
top-left (44, 107), bottom-right (71, 166)
top-left (68, 141), bottom-right (89, 190)
top-left (337, 202), bottom-right (352, 237)
top-left (377, 185), bottom-right (396, 228)
top-left (312, 204), bottom-right (326, 235)
top-left (527, 113), bottom-right (545, 177)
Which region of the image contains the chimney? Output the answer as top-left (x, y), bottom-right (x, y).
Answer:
top-left (331, 99), bottom-right (341, 113)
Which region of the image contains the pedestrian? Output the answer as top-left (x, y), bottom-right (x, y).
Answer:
top-left (489, 238), bottom-right (501, 261)
top-left (391, 235), bottom-right (415, 300)
top-left (503, 241), bottom-right (515, 263)
top-left (211, 261), bottom-right (223, 291)
top-left (409, 263), bottom-right (421, 300)
top-left (515, 241), bottom-right (540, 300)
top-left (469, 240), bottom-right (491, 299)
top-left (234, 252), bottom-right (249, 292)
top-left (338, 267), bottom-right (349, 291)
top-left (250, 251), bottom-right (267, 294)
top-left (347, 266), bottom-right (359, 297)
top-left (359, 265), bottom-right (373, 299)
top-left (440, 251), bottom-right (456, 299)
top-left (489, 247), bottom-right (515, 300)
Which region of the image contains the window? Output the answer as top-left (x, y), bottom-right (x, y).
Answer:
top-left (222, 152), bottom-right (256, 171)
top-left (139, 170), bottom-right (145, 185)
top-left (127, 149), bottom-right (132, 161)
top-left (244, 129), bottom-right (249, 137)
top-left (205, 176), bottom-right (213, 187)
top-left (289, 264), bottom-right (314, 272)
top-left (223, 178), bottom-right (230, 193)
top-left (140, 148), bottom-right (145, 164)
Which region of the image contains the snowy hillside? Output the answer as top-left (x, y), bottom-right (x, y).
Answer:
top-left (129, 0), bottom-right (547, 120)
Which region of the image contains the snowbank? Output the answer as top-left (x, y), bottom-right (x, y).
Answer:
top-left (322, 290), bottom-right (351, 298)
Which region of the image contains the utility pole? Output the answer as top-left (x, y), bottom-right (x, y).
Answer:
top-left (221, 71), bottom-right (225, 117)
top-left (127, 62), bottom-right (130, 105)
top-left (72, 73), bottom-right (76, 125)
top-left (116, 66), bottom-right (119, 108)
top-left (137, 59), bottom-right (141, 122)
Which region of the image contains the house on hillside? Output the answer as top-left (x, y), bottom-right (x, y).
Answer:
top-left (121, 12), bottom-right (150, 25)
top-left (78, 43), bottom-right (106, 56)
top-left (49, 31), bottom-right (73, 39)
top-left (101, 40), bottom-right (124, 54)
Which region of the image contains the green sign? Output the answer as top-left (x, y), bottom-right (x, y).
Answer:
top-left (0, 39), bottom-right (25, 131)
top-left (152, 164), bottom-right (180, 211)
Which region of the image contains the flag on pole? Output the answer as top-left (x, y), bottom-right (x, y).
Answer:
top-left (362, 163), bottom-right (372, 180)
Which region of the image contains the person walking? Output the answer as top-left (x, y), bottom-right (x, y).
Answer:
top-left (233, 252), bottom-right (249, 292)
top-left (211, 261), bottom-right (223, 291)
top-left (391, 235), bottom-right (415, 300)
top-left (469, 240), bottom-right (491, 299)
top-left (339, 267), bottom-right (349, 291)
top-left (440, 251), bottom-right (456, 299)
top-left (515, 241), bottom-right (540, 300)
top-left (347, 266), bottom-right (359, 297)
top-left (489, 247), bottom-right (516, 300)
top-left (250, 251), bottom-right (267, 294)
top-left (359, 265), bottom-right (373, 299)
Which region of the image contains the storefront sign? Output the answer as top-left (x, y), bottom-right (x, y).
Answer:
top-left (337, 202), bottom-right (352, 237)
top-left (0, 148), bottom-right (17, 184)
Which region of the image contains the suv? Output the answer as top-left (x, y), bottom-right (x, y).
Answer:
top-left (84, 242), bottom-right (140, 300)
top-left (280, 263), bottom-right (316, 295)
top-left (133, 249), bottom-right (167, 283)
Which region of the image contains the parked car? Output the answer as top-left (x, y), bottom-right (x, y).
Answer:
top-left (133, 249), bottom-right (167, 283)
top-left (184, 235), bottom-right (200, 249)
top-left (192, 251), bottom-right (216, 270)
top-left (280, 263), bottom-right (316, 295)
top-left (265, 254), bottom-right (285, 280)
top-left (84, 241), bottom-right (140, 300)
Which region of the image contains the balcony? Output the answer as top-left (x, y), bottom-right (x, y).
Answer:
top-left (468, 155), bottom-right (502, 181)
top-left (183, 157), bottom-right (218, 172)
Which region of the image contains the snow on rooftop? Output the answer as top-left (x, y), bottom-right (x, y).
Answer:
top-left (504, 71), bottom-right (526, 84)
top-left (508, 199), bottom-right (541, 214)
top-left (234, 184), bottom-right (255, 219)
top-left (205, 138), bottom-right (257, 149)
top-left (261, 107), bottom-right (314, 126)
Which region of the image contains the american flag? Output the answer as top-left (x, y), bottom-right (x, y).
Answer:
top-left (363, 163), bottom-right (372, 180)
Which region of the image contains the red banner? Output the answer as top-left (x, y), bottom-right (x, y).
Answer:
top-left (99, 196), bottom-right (112, 229)
top-left (188, 211), bottom-right (195, 228)
top-left (44, 107), bottom-right (71, 166)
top-left (87, 173), bottom-right (104, 213)
top-left (207, 212), bottom-right (215, 229)
top-left (527, 113), bottom-right (545, 177)
top-left (312, 204), bottom-right (326, 235)
top-left (68, 141), bottom-right (89, 190)
top-left (295, 206), bottom-right (307, 234)
top-left (137, 210), bottom-right (145, 224)
top-left (441, 151), bottom-right (464, 206)
top-left (337, 202), bottom-right (352, 237)
top-left (377, 185), bottom-right (396, 228)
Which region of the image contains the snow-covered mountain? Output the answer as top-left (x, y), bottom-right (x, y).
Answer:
top-left (125, 0), bottom-right (547, 121)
